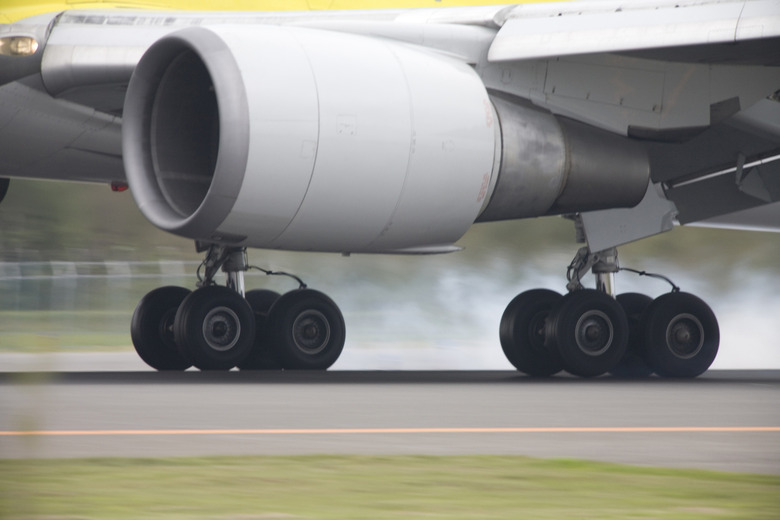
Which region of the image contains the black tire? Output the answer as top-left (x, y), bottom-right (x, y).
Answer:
top-left (0, 178), bottom-right (9, 205)
top-left (546, 289), bottom-right (629, 378)
top-left (269, 289), bottom-right (345, 370)
top-left (174, 285), bottom-right (256, 371)
top-left (245, 289), bottom-right (281, 315)
top-left (610, 293), bottom-right (654, 378)
top-left (642, 292), bottom-right (719, 378)
top-left (499, 289), bottom-right (563, 377)
top-left (130, 286), bottom-right (192, 371)
top-left (237, 289), bottom-right (283, 370)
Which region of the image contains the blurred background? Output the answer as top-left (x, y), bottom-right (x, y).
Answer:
top-left (1, 178), bottom-right (778, 370)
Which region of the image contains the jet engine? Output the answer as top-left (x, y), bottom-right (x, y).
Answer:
top-left (122, 25), bottom-right (649, 254)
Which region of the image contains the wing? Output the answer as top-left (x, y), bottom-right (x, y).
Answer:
top-left (1, 0), bottom-right (779, 250)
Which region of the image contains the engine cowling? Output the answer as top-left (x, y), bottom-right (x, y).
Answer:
top-left (122, 25), bottom-right (498, 254)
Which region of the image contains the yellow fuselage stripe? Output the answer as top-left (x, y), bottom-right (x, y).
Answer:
top-left (2, 0), bottom-right (560, 24)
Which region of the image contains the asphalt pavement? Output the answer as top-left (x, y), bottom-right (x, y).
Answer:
top-left (1, 356), bottom-right (778, 474)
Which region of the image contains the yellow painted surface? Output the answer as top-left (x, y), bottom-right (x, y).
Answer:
top-left (2, 0), bottom-right (561, 24)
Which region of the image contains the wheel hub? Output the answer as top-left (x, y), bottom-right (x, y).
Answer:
top-left (575, 310), bottom-right (613, 356)
top-left (292, 310), bottom-right (331, 355)
top-left (666, 313), bottom-right (704, 359)
top-left (202, 306), bottom-right (241, 352)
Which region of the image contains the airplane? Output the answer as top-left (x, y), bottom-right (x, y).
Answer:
top-left (1, 0), bottom-right (778, 378)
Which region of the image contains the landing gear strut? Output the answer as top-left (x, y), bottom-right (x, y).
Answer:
top-left (131, 244), bottom-right (346, 372)
top-left (500, 218), bottom-right (719, 379)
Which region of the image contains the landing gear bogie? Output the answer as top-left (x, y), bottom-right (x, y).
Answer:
top-left (500, 218), bottom-right (720, 379)
top-left (130, 244), bottom-right (347, 372)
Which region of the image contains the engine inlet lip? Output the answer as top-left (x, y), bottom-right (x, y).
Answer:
top-left (122, 27), bottom-right (250, 240)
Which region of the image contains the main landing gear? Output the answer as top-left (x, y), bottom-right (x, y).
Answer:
top-left (131, 245), bottom-right (345, 371)
top-left (500, 246), bottom-right (720, 379)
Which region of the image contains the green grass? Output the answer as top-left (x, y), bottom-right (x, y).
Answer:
top-left (1, 456), bottom-right (778, 519)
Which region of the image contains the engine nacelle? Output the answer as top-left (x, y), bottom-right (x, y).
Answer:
top-left (122, 25), bottom-right (498, 254)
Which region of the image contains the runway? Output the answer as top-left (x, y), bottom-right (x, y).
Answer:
top-left (1, 365), bottom-right (779, 474)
